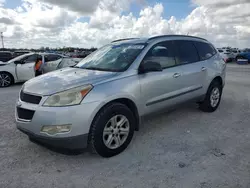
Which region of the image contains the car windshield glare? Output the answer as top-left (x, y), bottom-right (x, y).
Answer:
top-left (75, 43), bottom-right (146, 72)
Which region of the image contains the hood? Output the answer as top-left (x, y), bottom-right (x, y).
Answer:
top-left (23, 67), bottom-right (118, 95)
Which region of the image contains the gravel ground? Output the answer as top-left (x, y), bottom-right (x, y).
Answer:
top-left (1, 63), bottom-right (250, 188)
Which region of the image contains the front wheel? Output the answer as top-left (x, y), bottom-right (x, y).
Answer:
top-left (199, 81), bottom-right (222, 112)
top-left (0, 72), bottom-right (13, 87)
top-left (89, 103), bottom-right (135, 158)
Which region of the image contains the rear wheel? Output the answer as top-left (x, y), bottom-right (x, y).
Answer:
top-left (199, 81), bottom-right (222, 112)
top-left (89, 103), bottom-right (135, 158)
top-left (0, 72), bottom-right (13, 87)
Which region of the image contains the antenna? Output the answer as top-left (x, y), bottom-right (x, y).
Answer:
top-left (0, 32), bottom-right (4, 48)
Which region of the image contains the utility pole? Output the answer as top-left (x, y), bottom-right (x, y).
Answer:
top-left (0, 32), bottom-right (4, 48)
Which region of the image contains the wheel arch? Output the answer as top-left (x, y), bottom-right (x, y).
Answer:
top-left (211, 76), bottom-right (223, 86)
top-left (90, 98), bottom-right (140, 132)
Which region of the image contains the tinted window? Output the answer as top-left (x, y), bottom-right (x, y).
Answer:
top-left (175, 40), bottom-right (199, 64)
top-left (144, 41), bottom-right (176, 69)
top-left (194, 41), bottom-right (216, 60)
top-left (218, 49), bottom-right (223, 53)
top-left (0, 52), bottom-right (12, 57)
top-left (45, 54), bottom-right (61, 62)
top-left (23, 54), bottom-right (39, 63)
top-left (0, 52), bottom-right (12, 62)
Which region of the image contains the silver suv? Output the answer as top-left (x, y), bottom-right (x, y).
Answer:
top-left (16, 35), bottom-right (226, 157)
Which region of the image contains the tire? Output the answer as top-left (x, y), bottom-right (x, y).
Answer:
top-left (199, 81), bottom-right (222, 112)
top-left (89, 103), bottom-right (135, 158)
top-left (0, 72), bottom-right (14, 87)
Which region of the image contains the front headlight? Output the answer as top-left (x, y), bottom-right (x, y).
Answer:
top-left (43, 85), bottom-right (93, 107)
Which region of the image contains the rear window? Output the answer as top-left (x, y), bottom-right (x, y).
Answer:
top-left (0, 52), bottom-right (12, 57)
top-left (218, 49), bottom-right (223, 53)
top-left (194, 41), bottom-right (216, 60)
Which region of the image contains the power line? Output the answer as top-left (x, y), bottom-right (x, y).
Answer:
top-left (1, 32), bottom-right (4, 48)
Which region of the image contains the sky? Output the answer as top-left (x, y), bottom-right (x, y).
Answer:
top-left (0, 0), bottom-right (250, 49)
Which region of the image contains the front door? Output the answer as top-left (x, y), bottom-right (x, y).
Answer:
top-left (16, 54), bottom-right (40, 81)
top-left (139, 41), bottom-right (186, 115)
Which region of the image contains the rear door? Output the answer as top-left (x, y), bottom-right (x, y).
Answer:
top-left (174, 40), bottom-right (205, 100)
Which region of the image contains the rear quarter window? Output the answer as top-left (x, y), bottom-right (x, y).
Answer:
top-left (194, 41), bottom-right (216, 60)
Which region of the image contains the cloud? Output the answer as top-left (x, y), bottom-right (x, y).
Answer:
top-left (192, 0), bottom-right (249, 7)
top-left (38, 0), bottom-right (100, 15)
top-left (0, 0), bottom-right (250, 49)
top-left (0, 17), bottom-right (14, 25)
top-left (0, 0), bottom-right (5, 7)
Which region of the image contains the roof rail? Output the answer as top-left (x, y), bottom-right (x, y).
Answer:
top-left (111, 38), bottom-right (139, 43)
top-left (148, 35), bottom-right (207, 42)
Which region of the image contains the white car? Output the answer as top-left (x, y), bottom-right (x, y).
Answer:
top-left (0, 53), bottom-right (64, 87)
top-left (217, 48), bottom-right (234, 62)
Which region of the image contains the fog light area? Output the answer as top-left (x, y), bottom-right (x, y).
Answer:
top-left (41, 124), bottom-right (71, 135)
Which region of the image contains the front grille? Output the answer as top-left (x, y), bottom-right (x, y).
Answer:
top-left (17, 107), bottom-right (35, 120)
top-left (20, 90), bottom-right (42, 104)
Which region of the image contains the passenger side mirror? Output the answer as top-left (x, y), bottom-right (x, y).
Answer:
top-left (139, 61), bottom-right (162, 74)
top-left (14, 60), bottom-right (24, 65)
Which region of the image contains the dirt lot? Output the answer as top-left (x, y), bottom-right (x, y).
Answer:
top-left (0, 63), bottom-right (250, 188)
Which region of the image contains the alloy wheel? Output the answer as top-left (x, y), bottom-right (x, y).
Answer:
top-left (0, 73), bottom-right (11, 87)
top-left (102, 115), bottom-right (130, 150)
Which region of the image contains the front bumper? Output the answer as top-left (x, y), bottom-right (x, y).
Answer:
top-left (15, 97), bottom-right (101, 149)
top-left (18, 126), bottom-right (88, 149)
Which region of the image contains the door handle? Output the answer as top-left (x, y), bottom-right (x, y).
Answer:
top-left (201, 67), bottom-right (207, 71)
top-left (173, 73), bottom-right (181, 78)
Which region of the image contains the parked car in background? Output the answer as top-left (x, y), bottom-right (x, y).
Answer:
top-left (0, 51), bottom-right (13, 62)
top-left (0, 53), bottom-right (64, 87)
top-left (16, 35), bottom-right (226, 157)
top-left (231, 49), bottom-right (241, 59)
top-left (217, 48), bottom-right (234, 62)
top-left (235, 49), bottom-right (250, 63)
top-left (56, 58), bottom-right (82, 70)
top-left (13, 51), bottom-right (31, 58)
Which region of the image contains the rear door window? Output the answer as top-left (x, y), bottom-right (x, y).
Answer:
top-left (45, 54), bottom-right (61, 62)
top-left (194, 41), bottom-right (216, 60)
top-left (175, 40), bottom-right (199, 64)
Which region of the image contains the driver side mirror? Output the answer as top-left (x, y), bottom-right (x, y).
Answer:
top-left (14, 60), bottom-right (24, 65)
top-left (139, 61), bottom-right (162, 74)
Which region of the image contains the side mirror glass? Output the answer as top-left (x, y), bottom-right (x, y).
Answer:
top-left (139, 61), bottom-right (162, 74)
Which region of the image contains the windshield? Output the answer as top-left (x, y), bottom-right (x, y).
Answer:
top-left (75, 43), bottom-right (146, 72)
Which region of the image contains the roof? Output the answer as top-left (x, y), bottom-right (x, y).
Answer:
top-left (111, 35), bottom-right (208, 44)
